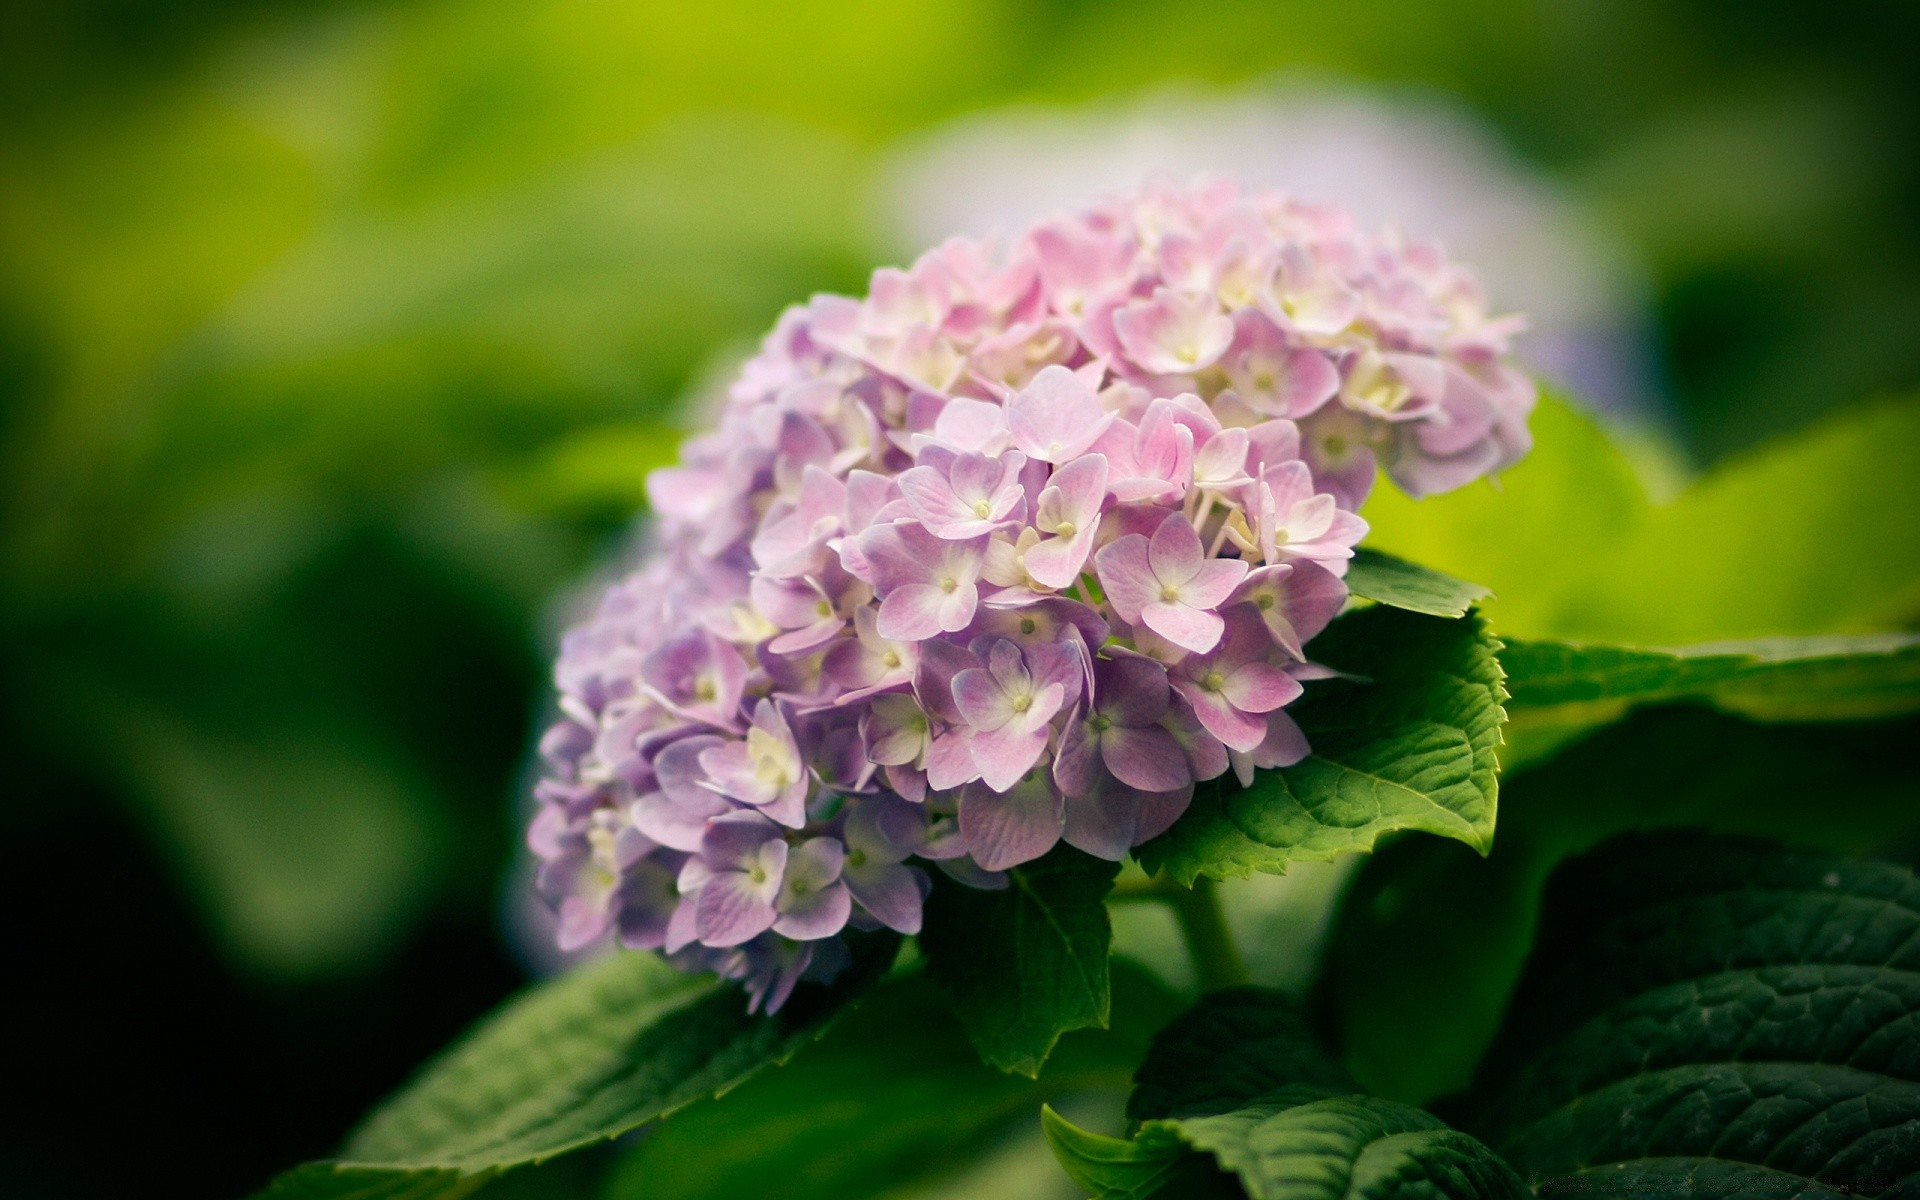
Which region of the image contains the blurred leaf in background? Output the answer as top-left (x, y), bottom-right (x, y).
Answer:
top-left (1, 0), bottom-right (1917, 1196)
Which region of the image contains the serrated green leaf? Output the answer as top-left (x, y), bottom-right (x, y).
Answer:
top-left (920, 846), bottom-right (1121, 1077)
top-left (1128, 988), bottom-right (1354, 1123)
top-left (1499, 633), bottom-right (1920, 767)
top-left (1345, 550), bottom-right (1491, 619)
top-left (1137, 607), bottom-right (1506, 886)
top-left (1048, 1090), bottom-right (1525, 1200)
top-left (1051, 987), bottom-right (1521, 1199)
top-left (602, 960), bottom-right (1183, 1200)
top-left (1462, 832), bottom-right (1920, 1196)
top-left (253, 936), bottom-right (896, 1199)
top-left (1321, 707), bottom-right (1920, 1106)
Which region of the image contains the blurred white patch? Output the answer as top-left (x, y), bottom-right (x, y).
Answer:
top-left (879, 80), bottom-right (1661, 419)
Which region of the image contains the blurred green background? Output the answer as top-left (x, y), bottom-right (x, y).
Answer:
top-left (1, 1), bottom-right (1916, 1196)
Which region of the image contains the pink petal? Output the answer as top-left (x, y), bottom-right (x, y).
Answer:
top-left (1024, 529), bottom-right (1095, 590)
top-left (959, 779), bottom-right (1065, 871)
top-left (951, 666), bottom-right (1016, 732)
top-left (1173, 679), bottom-right (1268, 753)
top-left (1093, 534), bottom-right (1157, 623)
top-left (1096, 656), bottom-right (1171, 727)
top-left (1051, 709), bottom-right (1100, 797)
top-left (773, 880), bottom-right (852, 940)
top-left (1142, 601), bottom-right (1225, 654)
top-left (1222, 663), bottom-right (1303, 714)
top-left (1132, 784), bottom-right (1194, 844)
top-left (969, 722), bottom-right (1052, 793)
top-left (877, 584), bottom-right (946, 641)
top-left (1007, 365), bottom-right (1115, 462)
top-left (844, 862), bottom-right (927, 935)
top-left (935, 580), bottom-right (980, 632)
top-left (1100, 724), bottom-right (1192, 792)
top-left (1146, 512), bottom-right (1204, 585)
top-left (1183, 557), bottom-right (1250, 610)
top-left (694, 872), bottom-right (780, 947)
top-left (925, 729), bottom-right (981, 790)
top-left (1061, 787), bottom-right (1136, 861)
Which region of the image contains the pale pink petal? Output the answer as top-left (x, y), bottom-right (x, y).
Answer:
top-left (1146, 512), bottom-right (1205, 585)
top-left (951, 666), bottom-right (1016, 732)
top-left (959, 779), bottom-right (1065, 871)
top-left (1182, 557), bottom-right (1250, 610)
top-left (1173, 679), bottom-right (1269, 752)
top-left (969, 723), bottom-right (1052, 793)
top-left (1221, 663), bottom-right (1302, 714)
top-left (1142, 601), bottom-right (1225, 654)
top-left (876, 584), bottom-right (946, 641)
top-left (1093, 533), bottom-right (1157, 623)
top-left (925, 730), bottom-right (980, 790)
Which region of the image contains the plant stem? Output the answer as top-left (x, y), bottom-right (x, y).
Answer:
top-left (1166, 876), bottom-right (1247, 992)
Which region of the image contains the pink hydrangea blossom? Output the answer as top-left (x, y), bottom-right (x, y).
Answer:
top-left (529, 177), bottom-right (1533, 1008)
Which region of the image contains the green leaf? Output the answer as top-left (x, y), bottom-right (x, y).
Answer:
top-left (1049, 988), bottom-right (1522, 1199)
top-left (1345, 549), bottom-right (1491, 619)
top-left (1128, 987), bottom-right (1355, 1123)
top-left (919, 846), bottom-right (1121, 1076)
top-left (1041, 1106), bottom-right (1211, 1200)
top-left (603, 959), bottom-right (1183, 1200)
top-left (1499, 633), bottom-right (1920, 768)
top-left (1320, 707), bottom-right (1920, 1106)
top-left (1358, 393), bottom-right (1652, 642)
top-left (253, 935), bottom-right (897, 1199)
top-left (1047, 1090), bottom-right (1525, 1200)
top-left (1364, 393), bottom-right (1920, 644)
top-left (1461, 832), bottom-right (1920, 1196)
top-left (1138, 606), bottom-right (1506, 885)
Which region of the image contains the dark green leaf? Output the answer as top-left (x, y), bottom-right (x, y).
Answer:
top-left (1462, 832), bottom-right (1920, 1197)
top-left (1048, 1089), bottom-right (1525, 1200)
top-left (1319, 709), bottom-right (1920, 1106)
top-left (1533, 1158), bottom-right (1853, 1199)
top-left (602, 960), bottom-right (1183, 1200)
top-left (1138, 607), bottom-right (1506, 885)
top-left (1499, 633), bottom-right (1920, 767)
top-left (1051, 987), bottom-right (1521, 1199)
top-left (252, 936), bottom-right (896, 1199)
top-left (919, 846), bottom-right (1120, 1076)
top-left (1345, 549), bottom-right (1491, 619)
top-left (1128, 987), bottom-right (1353, 1123)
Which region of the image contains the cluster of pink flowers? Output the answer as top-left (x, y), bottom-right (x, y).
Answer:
top-left (531, 178), bottom-right (1533, 1010)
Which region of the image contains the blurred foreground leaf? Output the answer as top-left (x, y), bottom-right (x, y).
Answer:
top-left (1364, 394), bottom-right (1920, 643)
top-left (255, 935), bottom-right (897, 1199)
top-left (605, 960), bottom-right (1181, 1200)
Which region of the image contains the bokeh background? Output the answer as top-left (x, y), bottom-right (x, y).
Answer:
top-left (2, 1), bottom-right (1917, 1196)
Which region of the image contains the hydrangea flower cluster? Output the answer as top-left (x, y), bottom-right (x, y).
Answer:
top-left (531, 178), bottom-right (1533, 1010)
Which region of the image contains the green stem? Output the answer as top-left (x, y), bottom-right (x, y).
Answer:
top-left (1166, 876), bottom-right (1247, 992)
